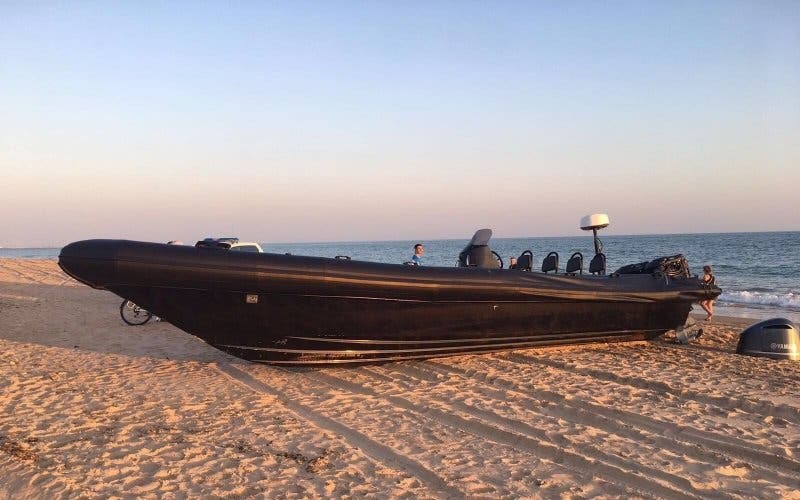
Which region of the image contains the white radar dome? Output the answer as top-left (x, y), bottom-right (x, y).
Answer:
top-left (580, 214), bottom-right (610, 231)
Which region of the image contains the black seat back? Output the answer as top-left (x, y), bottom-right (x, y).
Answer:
top-left (515, 250), bottom-right (533, 271)
top-left (566, 252), bottom-right (583, 275)
top-left (541, 251), bottom-right (559, 273)
top-left (589, 253), bottom-right (607, 275)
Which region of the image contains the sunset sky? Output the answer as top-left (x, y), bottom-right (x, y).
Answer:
top-left (2, 1), bottom-right (798, 247)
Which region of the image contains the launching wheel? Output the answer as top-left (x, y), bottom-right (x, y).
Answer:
top-left (120, 299), bottom-right (153, 325)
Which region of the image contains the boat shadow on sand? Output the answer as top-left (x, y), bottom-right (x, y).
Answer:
top-left (0, 281), bottom-right (230, 364)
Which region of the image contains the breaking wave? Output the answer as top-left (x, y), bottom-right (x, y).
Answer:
top-left (719, 291), bottom-right (800, 310)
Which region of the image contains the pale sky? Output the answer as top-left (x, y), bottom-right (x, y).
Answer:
top-left (2, 1), bottom-right (798, 247)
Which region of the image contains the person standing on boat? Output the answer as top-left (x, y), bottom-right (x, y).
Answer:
top-left (699, 265), bottom-right (716, 320)
top-left (411, 243), bottom-right (424, 266)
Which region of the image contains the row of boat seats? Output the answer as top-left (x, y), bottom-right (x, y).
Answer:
top-left (457, 231), bottom-right (607, 274)
top-left (515, 250), bottom-right (606, 275)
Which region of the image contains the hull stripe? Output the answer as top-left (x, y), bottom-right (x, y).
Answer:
top-left (284, 328), bottom-right (665, 345)
top-left (244, 334), bottom-right (651, 365)
top-left (217, 329), bottom-right (663, 355)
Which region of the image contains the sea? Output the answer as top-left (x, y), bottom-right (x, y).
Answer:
top-left (3, 231), bottom-right (799, 323)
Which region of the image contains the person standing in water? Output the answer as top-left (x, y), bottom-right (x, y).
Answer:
top-left (699, 265), bottom-right (716, 320)
top-left (411, 243), bottom-right (424, 266)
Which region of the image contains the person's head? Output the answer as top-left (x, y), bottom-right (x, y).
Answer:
top-left (703, 265), bottom-right (712, 274)
top-left (510, 257), bottom-right (517, 265)
top-left (414, 243), bottom-right (424, 255)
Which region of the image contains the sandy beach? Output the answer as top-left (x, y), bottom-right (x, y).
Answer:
top-left (1, 258), bottom-right (798, 498)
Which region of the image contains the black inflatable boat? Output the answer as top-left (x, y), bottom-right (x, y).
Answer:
top-left (58, 228), bottom-right (720, 365)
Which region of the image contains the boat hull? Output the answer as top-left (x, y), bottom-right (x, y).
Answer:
top-left (59, 240), bottom-right (720, 365)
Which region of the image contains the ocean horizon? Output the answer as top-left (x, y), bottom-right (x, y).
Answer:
top-left (3, 229), bottom-right (798, 250)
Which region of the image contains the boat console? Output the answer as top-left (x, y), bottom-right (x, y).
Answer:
top-left (458, 229), bottom-right (502, 268)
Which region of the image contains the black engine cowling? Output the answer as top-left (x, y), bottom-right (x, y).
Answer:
top-left (737, 318), bottom-right (799, 360)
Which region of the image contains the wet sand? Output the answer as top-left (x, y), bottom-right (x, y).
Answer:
top-left (1, 258), bottom-right (799, 498)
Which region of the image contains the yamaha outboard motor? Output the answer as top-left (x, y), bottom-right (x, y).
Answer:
top-left (736, 318), bottom-right (799, 360)
top-left (458, 229), bottom-right (500, 268)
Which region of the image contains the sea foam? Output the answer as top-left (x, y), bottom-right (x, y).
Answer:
top-left (719, 291), bottom-right (800, 310)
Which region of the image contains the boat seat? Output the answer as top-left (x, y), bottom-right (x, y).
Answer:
top-left (514, 250), bottom-right (533, 271)
top-left (589, 253), bottom-right (607, 275)
top-left (565, 252), bottom-right (583, 275)
top-left (541, 252), bottom-right (559, 273)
